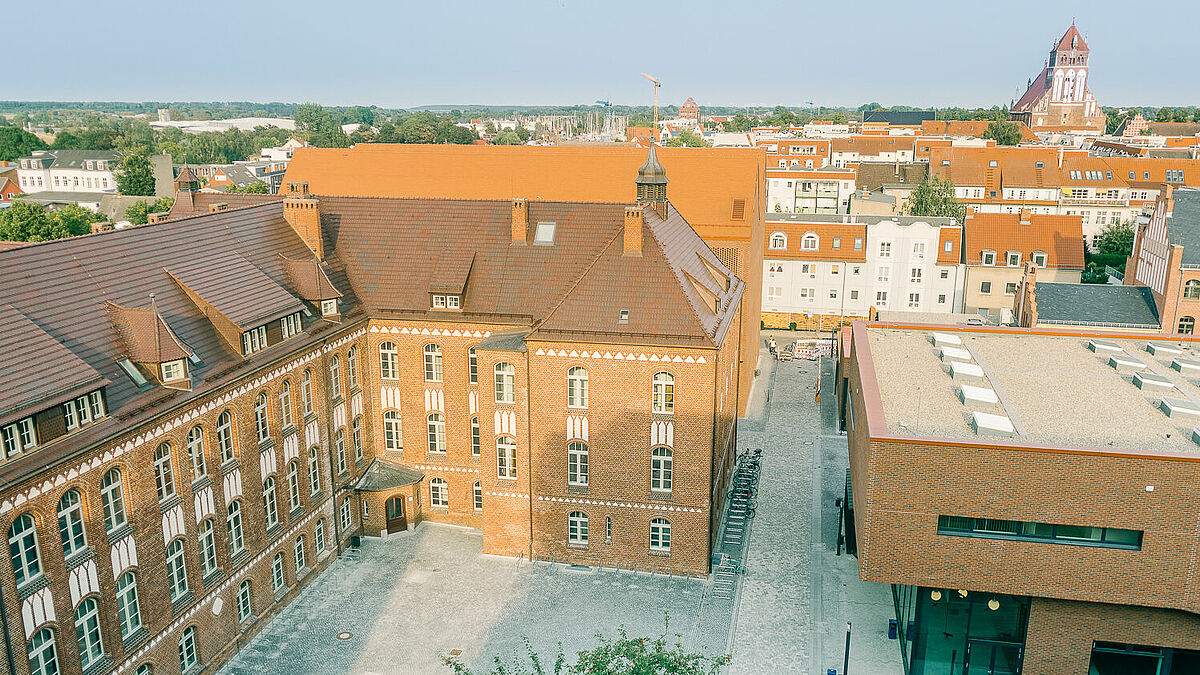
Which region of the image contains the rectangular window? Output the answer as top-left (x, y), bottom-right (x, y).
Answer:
top-left (910, 268), bottom-right (922, 283)
top-left (280, 313), bottom-right (302, 339)
top-left (321, 299), bottom-right (338, 316)
top-left (242, 325), bottom-right (268, 355)
top-left (432, 295), bottom-right (447, 308)
top-left (854, 238), bottom-right (863, 250)
top-left (940, 269), bottom-right (949, 279)
top-left (912, 242), bottom-right (925, 258)
top-left (879, 242), bottom-right (891, 257)
top-left (161, 360), bottom-right (185, 381)
top-left (1006, 251), bottom-right (1020, 266)
top-left (907, 292), bottom-right (920, 308)
top-left (944, 240), bottom-right (953, 253)
top-left (850, 290), bottom-right (858, 300)
top-left (980, 281), bottom-right (992, 294)
top-left (877, 267), bottom-right (889, 282)
top-left (875, 291), bottom-right (888, 306)
top-left (937, 515), bottom-right (1142, 549)
top-left (1005, 282), bottom-right (1018, 295)
top-left (938, 294), bottom-right (947, 304)
top-left (832, 237), bottom-right (841, 249)
top-left (981, 251), bottom-right (995, 266)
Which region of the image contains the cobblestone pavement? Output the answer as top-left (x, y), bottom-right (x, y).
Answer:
top-left (219, 525), bottom-right (732, 675)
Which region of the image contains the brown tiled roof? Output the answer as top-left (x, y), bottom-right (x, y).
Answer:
top-left (168, 191), bottom-right (282, 218)
top-left (352, 458), bottom-right (424, 491)
top-left (168, 251), bottom-right (305, 329)
top-left (855, 162), bottom-right (927, 191)
top-left (0, 304), bottom-right (109, 427)
top-left (963, 212), bottom-right (1084, 269)
top-left (1055, 24), bottom-right (1088, 51)
top-left (829, 136), bottom-right (915, 156)
top-left (105, 300), bottom-right (193, 363)
top-left (279, 254), bottom-right (343, 301)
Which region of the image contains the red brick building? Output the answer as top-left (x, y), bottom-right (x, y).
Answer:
top-left (843, 321), bottom-right (1200, 674)
top-left (0, 149), bottom-right (742, 674)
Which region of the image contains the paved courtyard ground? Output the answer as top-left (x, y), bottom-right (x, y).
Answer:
top-left (221, 332), bottom-right (901, 675)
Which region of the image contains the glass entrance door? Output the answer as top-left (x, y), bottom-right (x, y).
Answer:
top-left (965, 639), bottom-right (1023, 675)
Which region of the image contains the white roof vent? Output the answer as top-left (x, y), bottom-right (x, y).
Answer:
top-left (1146, 343), bottom-right (1183, 357)
top-left (1171, 358), bottom-right (1200, 375)
top-left (1108, 354), bottom-right (1147, 371)
top-left (972, 411), bottom-right (1015, 437)
top-left (1134, 372), bottom-right (1175, 391)
top-left (959, 384), bottom-right (999, 406)
top-left (950, 361), bottom-right (984, 381)
top-left (1089, 339), bottom-right (1123, 354)
top-left (1160, 397), bottom-right (1200, 419)
top-left (940, 346), bottom-right (973, 363)
top-left (931, 332), bottom-right (962, 347)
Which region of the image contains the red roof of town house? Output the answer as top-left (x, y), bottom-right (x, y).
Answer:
top-left (963, 212), bottom-right (1085, 269)
top-left (937, 225), bottom-right (963, 265)
top-left (920, 120), bottom-right (1039, 143)
top-left (830, 136), bottom-right (915, 157)
top-left (0, 177), bottom-right (21, 200)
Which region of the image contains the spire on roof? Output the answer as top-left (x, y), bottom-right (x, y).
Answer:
top-left (175, 164), bottom-right (199, 193)
top-left (635, 145), bottom-right (669, 214)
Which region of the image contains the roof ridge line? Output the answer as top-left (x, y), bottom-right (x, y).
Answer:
top-left (643, 205), bottom-right (720, 345)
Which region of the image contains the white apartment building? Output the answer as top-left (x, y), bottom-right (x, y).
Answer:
top-left (766, 167), bottom-right (857, 214)
top-left (16, 150), bottom-right (119, 194)
top-left (761, 214), bottom-right (964, 323)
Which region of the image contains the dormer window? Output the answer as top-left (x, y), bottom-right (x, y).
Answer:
top-left (242, 325), bottom-right (268, 355)
top-left (64, 391), bottom-right (106, 431)
top-left (618, 310), bottom-right (630, 324)
top-left (1, 418), bottom-right (37, 458)
top-left (981, 250), bottom-right (996, 266)
top-left (321, 299), bottom-right (338, 317)
top-left (1006, 251), bottom-right (1021, 267)
top-left (280, 312), bottom-right (302, 339)
top-left (431, 294), bottom-right (460, 310)
top-left (161, 360), bottom-right (186, 382)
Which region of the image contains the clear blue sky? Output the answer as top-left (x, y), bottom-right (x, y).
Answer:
top-left (6, 0), bottom-right (1183, 109)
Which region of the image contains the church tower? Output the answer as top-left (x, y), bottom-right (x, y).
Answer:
top-left (1010, 24), bottom-right (1105, 132)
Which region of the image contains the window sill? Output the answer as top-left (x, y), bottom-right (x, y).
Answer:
top-left (289, 506), bottom-right (305, 521)
top-left (648, 549), bottom-right (671, 558)
top-left (81, 655), bottom-right (115, 675)
top-left (258, 438), bottom-right (276, 451)
top-left (311, 490), bottom-right (326, 504)
top-left (266, 524), bottom-right (284, 540)
top-left (498, 476), bottom-right (518, 482)
top-left (273, 586), bottom-right (290, 602)
top-left (350, 386), bottom-right (362, 396)
top-left (121, 627), bottom-right (150, 652)
top-left (230, 549), bottom-right (250, 568)
top-left (567, 484), bottom-right (589, 495)
top-left (281, 425), bottom-right (297, 438)
top-left (159, 494), bottom-right (182, 513)
top-left (202, 569), bottom-right (225, 588)
top-left (429, 506), bottom-right (449, 512)
top-left (221, 458), bottom-right (240, 475)
top-left (297, 565), bottom-right (312, 581)
top-left (16, 574), bottom-right (50, 600)
top-left (106, 524), bottom-right (134, 546)
top-left (191, 475), bottom-right (213, 492)
top-left (426, 452), bottom-right (447, 460)
top-left (172, 592), bottom-right (196, 615)
top-left (567, 543), bottom-right (589, 551)
top-left (64, 547), bottom-right (95, 571)
top-left (649, 491), bottom-right (673, 502)
top-left (304, 412), bottom-right (318, 423)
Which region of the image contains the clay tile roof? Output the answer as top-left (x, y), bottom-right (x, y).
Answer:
top-left (963, 212), bottom-right (1085, 269)
top-left (0, 304), bottom-right (108, 426)
top-left (106, 300), bottom-right (193, 363)
top-left (279, 253), bottom-right (343, 301)
top-left (1056, 24), bottom-right (1088, 51)
top-left (352, 458), bottom-right (424, 492)
top-left (168, 252), bottom-right (305, 329)
top-left (175, 165), bottom-right (199, 184)
top-left (428, 251), bottom-right (476, 295)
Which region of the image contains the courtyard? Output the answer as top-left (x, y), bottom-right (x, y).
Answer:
top-left (220, 334), bottom-right (899, 675)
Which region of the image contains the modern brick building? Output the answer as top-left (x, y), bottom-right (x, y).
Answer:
top-left (0, 148), bottom-right (742, 675)
top-left (843, 321), bottom-right (1200, 674)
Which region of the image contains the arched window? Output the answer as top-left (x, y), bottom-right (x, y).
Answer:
top-left (567, 442), bottom-right (589, 486)
top-left (423, 344), bottom-right (443, 382)
top-left (1180, 316), bottom-right (1196, 335)
top-left (254, 393), bottom-right (270, 443)
top-left (301, 370), bottom-right (313, 415)
top-left (426, 413), bottom-right (446, 453)
top-left (379, 342), bottom-right (398, 380)
top-left (287, 461), bottom-right (301, 511)
top-left (329, 354), bottom-right (341, 398)
top-left (226, 500), bottom-right (245, 557)
top-left (496, 437), bottom-right (517, 479)
top-left (198, 519), bottom-right (217, 577)
top-left (101, 469), bottom-right (127, 533)
top-left (650, 518), bottom-right (671, 552)
top-left (567, 367), bottom-right (588, 408)
top-left (568, 512), bottom-right (589, 545)
top-left (186, 425), bottom-right (206, 481)
top-left (468, 347), bottom-right (478, 384)
top-left (335, 428), bottom-right (347, 475)
top-left (347, 346), bottom-right (359, 387)
top-left (1186, 281), bottom-right (1200, 300)
top-left (473, 482), bottom-right (482, 511)
top-left (154, 442), bottom-right (175, 502)
top-left (216, 410), bottom-right (235, 463)
top-left (115, 571), bottom-right (142, 639)
top-left (352, 416), bottom-right (363, 462)
top-left (470, 417), bottom-right (480, 456)
top-left (165, 539), bottom-right (189, 602)
top-left (8, 513), bottom-right (41, 586)
top-left (136, 663), bottom-right (153, 675)
top-left (494, 362), bottom-right (515, 403)
top-left (430, 478), bottom-right (448, 507)
top-left (271, 553), bottom-right (285, 591)
top-left (74, 597), bottom-right (104, 670)
top-left (315, 519), bottom-right (326, 554)
top-left (237, 580), bottom-right (252, 623)
top-left (308, 447), bottom-right (321, 496)
top-left (652, 372), bottom-right (675, 414)
top-left (384, 411), bottom-right (402, 451)
top-left (279, 380), bottom-right (293, 429)
top-left (801, 232), bottom-right (819, 251)
top-left (27, 628), bottom-right (58, 675)
top-left (178, 625), bottom-right (199, 672)
top-left (651, 448), bottom-right (673, 492)
top-left (263, 477), bottom-right (278, 529)
top-left (768, 232), bottom-right (787, 250)
top-left (57, 490), bottom-right (87, 558)
top-left (294, 535), bottom-right (306, 573)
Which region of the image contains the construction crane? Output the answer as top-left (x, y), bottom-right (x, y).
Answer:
top-left (596, 99), bottom-right (613, 137)
top-left (641, 73), bottom-right (661, 131)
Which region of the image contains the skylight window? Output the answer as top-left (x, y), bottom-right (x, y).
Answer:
top-left (533, 221), bottom-right (556, 245)
top-left (618, 310), bottom-right (630, 324)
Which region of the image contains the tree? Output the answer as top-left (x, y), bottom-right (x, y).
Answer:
top-left (0, 126), bottom-right (47, 161)
top-left (226, 180), bottom-right (270, 194)
top-left (398, 117), bottom-right (437, 144)
top-left (0, 201), bottom-right (71, 241)
top-left (665, 130), bottom-right (707, 147)
top-left (443, 617), bottom-right (728, 675)
top-left (52, 204), bottom-right (103, 235)
top-left (1156, 107), bottom-right (1172, 122)
top-left (1095, 221), bottom-right (1134, 257)
top-left (830, 111), bottom-right (848, 124)
top-left (905, 175), bottom-right (966, 222)
top-left (983, 120), bottom-right (1023, 146)
top-left (115, 149), bottom-right (156, 196)
top-left (124, 196), bottom-right (176, 225)
top-left (491, 130), bottom-right (522, 145)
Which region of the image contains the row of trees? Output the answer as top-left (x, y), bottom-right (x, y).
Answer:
top-left (0, 201), bottom-right (105, 241)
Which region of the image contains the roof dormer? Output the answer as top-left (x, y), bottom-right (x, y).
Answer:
top-left (106, 295), bottom-right (196, 390)
top-left (279, 253), bottom-right (344, 321)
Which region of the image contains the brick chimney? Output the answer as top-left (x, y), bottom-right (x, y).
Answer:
top-left (283, 182), bottom-right (323, 260)
top-left (1014, 261), bottom-right (1039, 327)
top-left (624, 206), bottom-right (644, 257)
top-left (147, 212), bottom-right (167, 224)
top-left (511, 199), bottom-right (528, 245)
top-left (208, 203), bottom-right (228, 213)
top-left (1019, 208), bottom-right (1032, 224)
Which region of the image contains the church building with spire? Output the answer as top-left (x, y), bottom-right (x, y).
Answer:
top-left (1010, 24), bottom-right (1106, 132)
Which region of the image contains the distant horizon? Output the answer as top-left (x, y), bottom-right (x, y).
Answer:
top-left (7, 0), bottom-right (1186, 108)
